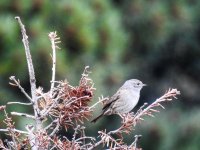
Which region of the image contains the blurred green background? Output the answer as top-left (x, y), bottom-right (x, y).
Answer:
top-left (0, 0), bottom-right (200, 149)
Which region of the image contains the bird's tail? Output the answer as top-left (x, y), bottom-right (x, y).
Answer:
top-left (91, 113), bottom-right (104, 123)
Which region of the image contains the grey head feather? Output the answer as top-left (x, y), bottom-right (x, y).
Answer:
top-left (121, 79), bottom-right (146, 91)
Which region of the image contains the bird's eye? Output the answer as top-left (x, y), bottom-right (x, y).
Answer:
top-left (137, 83), bottom-right (140, 85)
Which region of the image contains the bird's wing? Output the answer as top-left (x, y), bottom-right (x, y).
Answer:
top-left (102, 90), bottom-right (121, 110)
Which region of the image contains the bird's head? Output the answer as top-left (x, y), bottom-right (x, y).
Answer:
top-left (124, 79), bottom-right (146, 91)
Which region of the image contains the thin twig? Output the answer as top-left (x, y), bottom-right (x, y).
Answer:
top-left (50, 118), bottom-right (60, 137)
top-left (72, 125), bottom-right (80, 143)
top-left (25, 125), bottom-right (36, 150)
top-left (15, 17), bottom-right (37, 103)
top-left (129, 135), bottom-right (142, 149)
top-left (80, 126), bottom-right (86, 148)
top-left (44, 118), bottom-right (59, 131)
top-left (42, 95), bottom-right (64, 117)
top-left (3, 109), bottom-right (18, 149)
top-left (133, 89), bottom-right (180, 125)
top-left (87, 140), bottom-right (103, 150)
top-left (107, 128), bottom-right (120, 135)
top-left (0, 128), bottom-right (29, 135)
top-left (89, 96), bottom-right (108, 110)
top-left (65, 96), bottom-right (90, 107)
top-left (15, 18), bottom-right (41, 148)
top-left (75, 136), bottom-right (96, 142)
top-left (80, 143), bottom-right (93, 149)
top-left (49, 32), bottom-right (58, 94)
top-left (9, 76), bottom-right (33, 103)
top-left (11, 112), bottom-right (35, 119)
top-left (7, 101), bottom-right (32, 106)
top-left (49, 145), bottom-right (57, 150)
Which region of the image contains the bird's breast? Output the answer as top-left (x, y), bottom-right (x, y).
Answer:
top-left (124, 90), bottom-right (139, 110)
top-left (112, 89), bottom-right (140, 114)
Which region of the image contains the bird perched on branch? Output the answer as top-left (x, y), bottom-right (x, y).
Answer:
top-left (91, 79), bottom-right (146, 123)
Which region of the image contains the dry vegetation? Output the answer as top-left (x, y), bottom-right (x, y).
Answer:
top-left (0, 17), bottom-right (180, 150)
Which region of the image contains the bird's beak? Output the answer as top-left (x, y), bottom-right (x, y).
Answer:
top-left (142, 84), bottom-right (147, 86)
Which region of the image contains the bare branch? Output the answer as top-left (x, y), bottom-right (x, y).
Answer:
top-left (87, 139), bottom-right (103, 150)
top-left (49, 118), bottom-right (60, 137)
top-left (133, 89), bottom-right (180, 126)
top-left (11, 112), bottom-right (35, 119)
top-left (49, 31), bottom-right (61, 94)
top-left (0, 139), bottom-right (8, 150)
top-left (42, 94), bottom-right (64, 117)
top-left (7, 101), bottom-right (32, 106)
top-left (44, 118), bottom-right (58, 131)
top-left (15, 17), bottom-right (37, 103)
top-left (89, 96), bottom-right (109, 110)
top-left (0, 128), bottom-right (28, 135)
top-left (72, 125), bottom-right (80, 143)
top-left (25, 125), bottom-right (37, 150)
top-left (15, 16), bottom-right (42, 137)
top-left (75, 136), bottom-right (96, 143)
top-left (129, 135), bottom-right (142, 149)
top-left (9, 76), bottom-right (32, 103)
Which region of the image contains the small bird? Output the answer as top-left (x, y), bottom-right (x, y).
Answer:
top-left (91, 79), bottom-right (146, 123)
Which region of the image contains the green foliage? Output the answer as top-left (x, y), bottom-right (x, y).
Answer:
top-left (0, 0), bottom-right (128, 94)
top-left (137, 108), bottom-right (200, 150)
